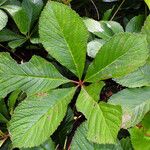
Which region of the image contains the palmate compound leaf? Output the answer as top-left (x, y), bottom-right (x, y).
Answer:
top-left (114, 58), bottom-right (150, 88)
top-left (9, 88), bottom-right (76, 148)
top-left (85, 33), bottom-right (149, 82)
top-left (0, 53), bottom-right (69, 98)
top-left (76, 85), bottom-right (122, 144)
top-left (109, 87), bottom-right (150, 128)
top-left (71, 122), bottom-right (123, 150)
top-left (39, 1), bottom-right (88, 79)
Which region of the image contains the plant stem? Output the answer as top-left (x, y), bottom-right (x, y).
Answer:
top-left (110, 0), bottom-right (125, 21)
top-left (90, 0), bottom-right (100, 20)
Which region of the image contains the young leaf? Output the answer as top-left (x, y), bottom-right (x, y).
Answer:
top-left (0, 10), bottom-right (8, 31)
top-left (39, 1), bottom-right (88, 79)
top-left (125, 15), bottom-right (145, 33)
top-left (109, 87), bottom-right (150, 128)
top-left (85, 33), bottom-right (148, 82)
top-left (114, 58), bottom-right (150, 88)
top-left (142, 15), bottom-right (150, 48)
top-left (0, 53), bottom-right (69, 98)
top-left (71, 122), bottom-right (123, 150)
top-left (9, 88), bottom-right (76, 148)
top-left (76, 87), bottom-right (122, 144)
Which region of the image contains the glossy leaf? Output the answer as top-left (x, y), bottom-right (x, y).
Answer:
top-left (76, 87), bottom-right (122, 144)
top-left (125, 15), bottom-right (145, 33)
top-left (85, 33), bottom-right (148, 82)
top-left (9, 88), bottom-right (76, 148)
top-left (0, 10), bottom-right (8, 31)
top-left (39, 1), bottom-right (88, 79)
top-left (142, 15), bottom-right (150, 48)
top-left (87, 39), bottom-right (105, 58)
top-left (114, 58), bottom-right (150, 88)
top-left (0, 53), bottom-right (69, 98)
top-left (84, 18), bottom-right (123, 40)
top-left (71, 122), bottom-right (123, 150)
top-left (109, 87), bottom-right (150, 128)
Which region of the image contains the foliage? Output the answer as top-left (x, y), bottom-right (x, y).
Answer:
top-left (0, 0), bottom-right (150, 149)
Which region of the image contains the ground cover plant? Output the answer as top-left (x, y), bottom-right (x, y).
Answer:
top-left (0, 0), bottom-right (150, 149)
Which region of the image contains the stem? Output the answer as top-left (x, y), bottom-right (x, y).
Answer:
top-left (90, 0), bottom-right (100, 20)
top-left (110, 0), bottom-right (125, 21)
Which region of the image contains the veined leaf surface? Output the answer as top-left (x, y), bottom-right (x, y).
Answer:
top-left (0, 53), bottom-right (69, 97)
top-left (39, 1), bottom-right (88, 79)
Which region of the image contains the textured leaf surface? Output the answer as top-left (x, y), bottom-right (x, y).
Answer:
top-left (109, 87), bottom-right (150, 128)
top-left (130, 127), bottom-right (150, 150)
top-left (125, 15), bottom-right (145, 33)
top-left (39, 1), bottom-right (88, 79)
top-left (87, 39), bottom-right (105, 58)
top-left (71, 122), bottom-right (123, 150)
top-left (9, 88), bottom-right (75, 148)
top-left (85, 33), bottom-right (148, 82)
top-left (0, 53), bottom-right (68, 97)
top-left (114, 58), bottom-right (150, 88)
top-left (142, 15), bottom-right (150, 48)
top-left (76, 87), bottom-right (122, 144)
top-left (84, 18), bottom-right (123, 40)
top-left (144, 0), bottom-right (150, 9)
top-left (0, 10), bottom-right (8, 31)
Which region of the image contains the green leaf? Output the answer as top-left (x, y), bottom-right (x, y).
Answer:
top-left (0, 29), bottom-right (25, 42)
top-left (87, 39), bottom-right (105, 58)
top-left (129, 127), bottom-right (150, 150)
top-left (76, 87), bottom-right (122, 144)
top-left (71, 122), bottom-right (123, 150)
top-left (120, 137), bottom-right (133, 150)
top-left (85, 33), bottom-right (148, 82)
top-left (84, 18), bottom-right (123, 40)
top-left (114, 58), bottom-right (150, 88)
top-left (21, 138), bottom-right (55, 150)
top-left (0, 113), bottom-right (8, 123)
top-left (142, 15), bottom-right (150, 49)
top-left (125, 15), bottom-right (145, 33)
top-left (39, 1), bottom-right (88, 79)
top-left (8, 38), bottom-right (27, 49)
top-left (0, 0), bottom-right (7, 6)
top-left (109, 87), bottom-right (150, 128)
top-left (0, 53), bottom-right (69, 98)
top-left (144, 0), bottom-right (150, 9)
top-left (84, 81), bottom-right (105, 102)
top-left (8, 90), bottom-right (21, 115)
top-left (141, 112), bottom-right (150, 134)
top-left (9, 88), bottom-right (76, 148)
top-left (0, 10), bottom-right (8, 31)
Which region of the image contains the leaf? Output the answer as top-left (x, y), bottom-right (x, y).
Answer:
top-left (8, 38), bottom-right (27, 49)
top-left (0, 113), bottom-right (8, 123)
top-left (141, 111), bottom-right (150, 134)
top-left (85, 33), bottom-right (148, 82)
top-left (0, 53), bottom-right (69, 98)
top-left (9, 88), bottom-right (76, 148)
top-left (129, 127), bottom-right (150, 150)
top-left (87, 39), bottom-right (105, 58)
top-left (109, 87), bottom-right (150, 128)
top-left (84, 81), bottom-right (105, 102)
top-left (39, 1), bottom-right (88, 79)
top-left (144, 0), bottom-right (150, 9)
top-left (76, 87), bottom-right (122, 144)
top-left (0, 0), bottom-right (7, 6)
top-left (120, 137), bottom-right (133, 150)
top-left (125, 15), bottom-right (145, 33)
top-left (71, 122), bottom-right (123, 150)
top-left (84, 18), bottom-right (123, 40)
top-left (114, 58), bottom-right (150, 88)
top-left (0, 10), bottom-right (8, 31)
top-left (21, 138), bottom-right (55, 150)
top-left (142, 15), bottom-right (150, 49)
